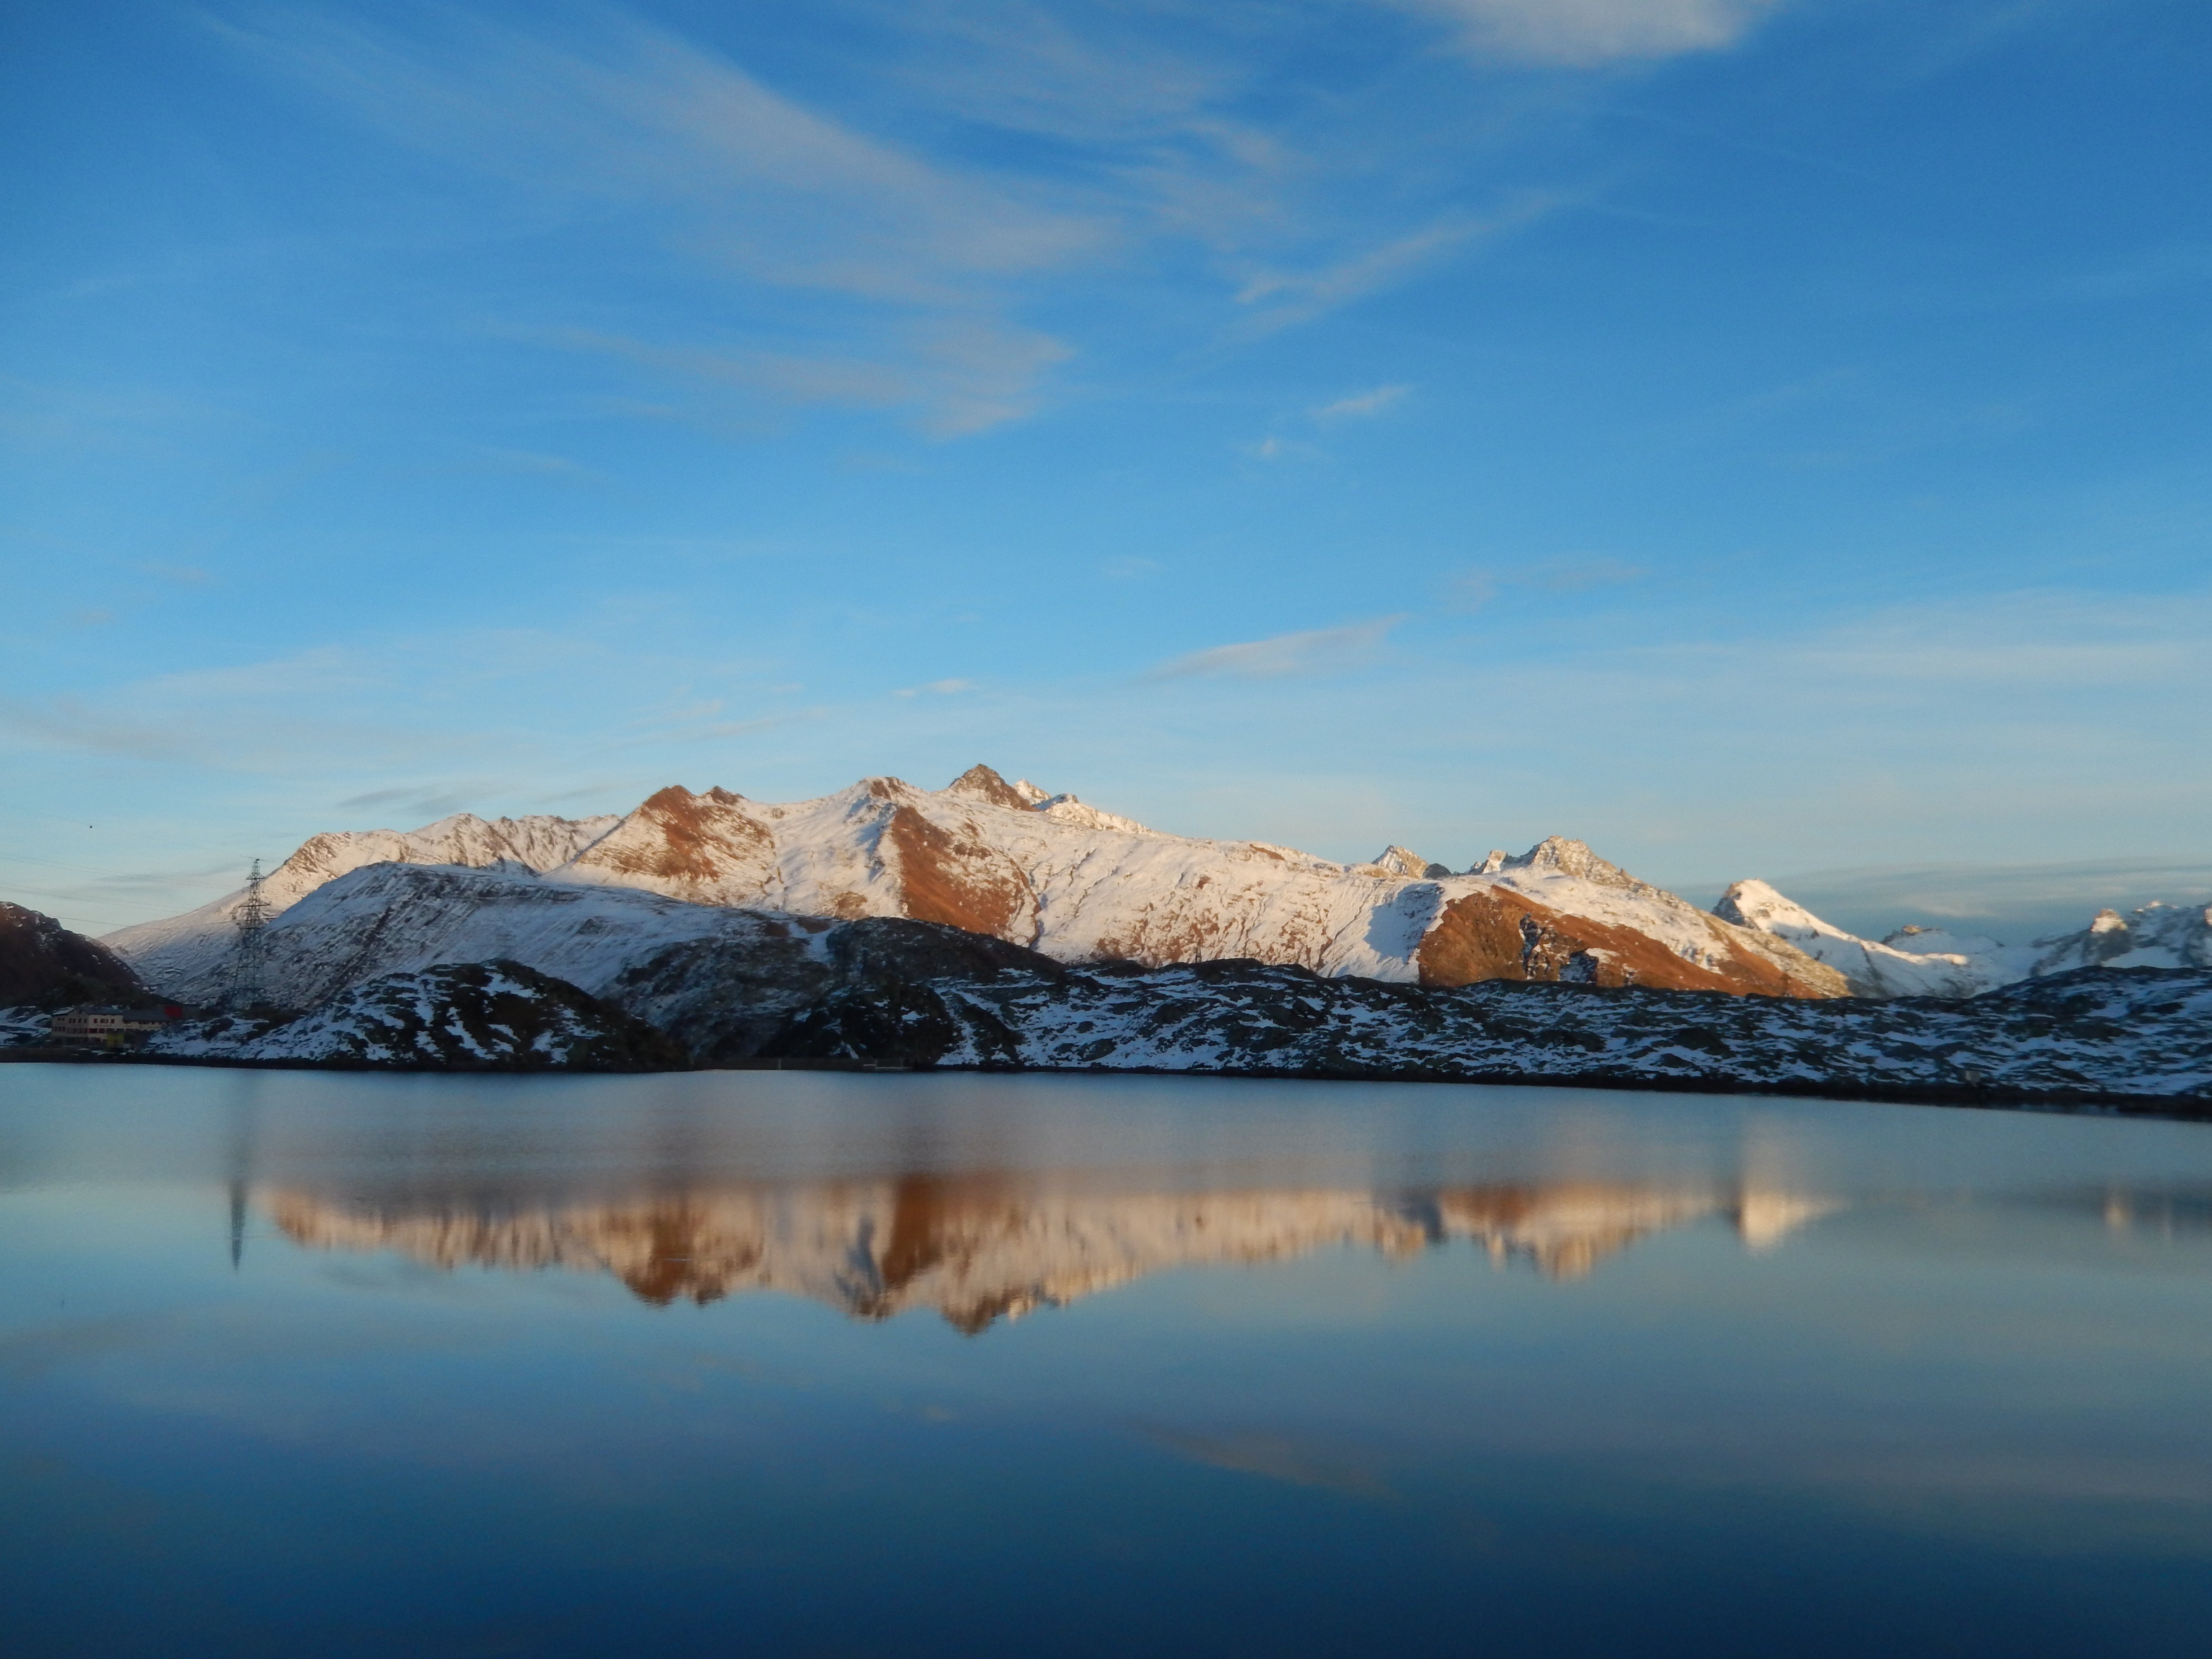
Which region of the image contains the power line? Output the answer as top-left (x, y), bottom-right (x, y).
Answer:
top-left (0, 852), bottom-right (127, 875)
top-left (0, 880), bottom-right (103, 903)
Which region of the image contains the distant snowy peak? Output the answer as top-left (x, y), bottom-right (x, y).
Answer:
top-left (2029, 901), bottom-right (2212, 975)
top-left (1360, 846), bottom-right (1450, 880)
top-left (1501, 835), bottom-right (1651, 891)
top-left (947, 763), bottom-right (1153, 834)
top-left (1462, 837), bottom-right (1644, 890)
top-left (1711, 878), bottom-right (1825, 936)
top-left (1032, 794), bottom-right (1153, 835)
top-left (945, 764), bottom-right (1035, 811)
top-left (1716, 881), bottom-right (2212, 998)
top-left (1713, 879), bottom-right (1999, 999)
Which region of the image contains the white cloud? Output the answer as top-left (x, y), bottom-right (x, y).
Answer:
top-left (217, 7), bottom-right (1572, 434)
top-left (1450, 556), bottom-right (1645, 609)
top-left (562, 321), bottom-right (1071, 438)
top-left (1241, 433), bottom-right (1322, 463)
top-left (333, 785), bottom-right (490, 819)
top-left (1399, 0), bottom-right (1784, 65)
top-left (895, 679), bottom-right (977, 698)
top-left (1146, 618), bottom-right (1404, 680)
top-left (1234, 214), bottom-right (1502, 333)
top-left (216, 11), bottom-right (1095, 436)
top-left (1312, 384), bottom-right (1410, 422)
top-left (218, 13), bottom-right (1100, 294)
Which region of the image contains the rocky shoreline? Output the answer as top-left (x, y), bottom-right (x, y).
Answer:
top-left (9, 948), bottom-right (2207, 1120)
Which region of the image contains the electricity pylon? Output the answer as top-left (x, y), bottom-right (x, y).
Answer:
top-left (229, 859), bottom-right (272, 1010)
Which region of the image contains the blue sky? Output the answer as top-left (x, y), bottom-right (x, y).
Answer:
top-left (4, 0), bottom-right (2208, 938)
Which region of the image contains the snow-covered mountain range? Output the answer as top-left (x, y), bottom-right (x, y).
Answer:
top-left (88, 765), bottom-right (2211, 1029)
top-left (103, 765), bottom-right (1849, 1004)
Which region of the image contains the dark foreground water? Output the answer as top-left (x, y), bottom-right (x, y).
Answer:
top-left (5, 1069), bottom-right (2212, 1657)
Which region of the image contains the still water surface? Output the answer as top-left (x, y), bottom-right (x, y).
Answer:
top-left (5, 1065), bottom-right (2212, 1656)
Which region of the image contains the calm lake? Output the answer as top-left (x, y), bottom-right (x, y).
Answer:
top-left (5, 1066), bottom-right (2212, 1657)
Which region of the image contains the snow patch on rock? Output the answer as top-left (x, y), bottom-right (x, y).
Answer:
top-left (149, 960), bottom-right (678, 1069)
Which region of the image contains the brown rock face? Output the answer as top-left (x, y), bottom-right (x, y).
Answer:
top-left (884, 806), bottom-right (1036, 942)
top-left (1415, 886), bottom-right (1840, 998)
top-left (943, 764), bottom-right (1035, 812)
top-left (0, 901), bottom-right (144, 1007)
top-left (584, 786), bottom-right (772, 891)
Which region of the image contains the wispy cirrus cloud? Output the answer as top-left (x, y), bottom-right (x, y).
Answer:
top-left (214, 8), bottom-right (1100, 435)
top-left (1248, 380), bottom-right (1411, 459)
top-left (1398, 0), bottom-right (1786, 65)
top-left (1312, 384), bottom-right (1411, 422)
top-left (1146, 617), bottom-right (1404, 681)
top-left (1450, 555), bottom-right (1645, 609)
top-left (211, 5), bottom-right (1598, 436)
top-left (561, 321), bottom-right (1072, 438)
top-left (895, 679), bottom-right (978, 698)
top-left (1233, 213), bottom-right (1510, 334)
top-left (1241, 433), bottom-right (1321, 463)
top-left (334, 784), bottom-right (496, 818)
top-left (213, 11), bottom-right (1101, 296)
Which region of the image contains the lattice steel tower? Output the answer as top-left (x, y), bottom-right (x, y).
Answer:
top-left (229, 858), bottom-right (272, 1009)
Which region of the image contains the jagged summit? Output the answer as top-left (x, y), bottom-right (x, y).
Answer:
top-left (1364, 846), bottom-right (1451, 880)
top-left (945, 764), bottom-right (1035, 811)
top-left (1502, 836), bottom-right (1648, 891)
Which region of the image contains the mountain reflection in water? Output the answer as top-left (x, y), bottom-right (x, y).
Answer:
top-left (269, 1178), bottom-right (1838, 1327)
top-left (12, 1068), bottom-right (2212, 1658)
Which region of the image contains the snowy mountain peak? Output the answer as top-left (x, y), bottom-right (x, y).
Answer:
top-left (1711, 879), bottom-right (2002, 998)
top-left (562, 785), bottom-right (778, 904)
top-left (1365, 846), bottom-right (1449, 880)
top-left (1031, 793), bottom-right (1153, 835)
top-left (1713, 878), bottom-right (1824, 933)
top-left (1504, 836), bottom-right (1645, 891)
top-left (944, 764), bottom-right (1035, 812)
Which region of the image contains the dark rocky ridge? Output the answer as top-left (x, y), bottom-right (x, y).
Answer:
top-left (760, 959), bottom-right (2212, 1112)
top-left (603, 916), bottom-right (1064, 1064)
top-left (0, 901), bottom-right (146, 1008)
top-left (155, 960), bottom-right (683, 1070)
